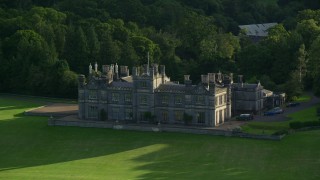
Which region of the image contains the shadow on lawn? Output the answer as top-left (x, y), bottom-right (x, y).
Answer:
top-left (0, 111), bottom-right (254, 179)
top-left (0, 114), bottom-right (157, 172)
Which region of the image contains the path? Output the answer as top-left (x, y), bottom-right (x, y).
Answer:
top-left (253, 92), bottom-right (320, 122)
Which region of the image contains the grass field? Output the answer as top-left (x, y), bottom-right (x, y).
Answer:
top-left (0, 96), bottom-right (320, 179)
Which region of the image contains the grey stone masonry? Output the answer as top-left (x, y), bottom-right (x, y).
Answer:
top-left (78, 63), bottom-right (233, 127)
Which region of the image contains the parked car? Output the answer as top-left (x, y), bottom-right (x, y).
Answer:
top-left (236, 114), bottom-right (254, 121)
top-left (272, 107), bottom-right (284, 114)
top-left (263, 110), bottom-right (276, 116)
top-left (263, 107), bottom-right (284, 116)
top-left (286, 102), bottom-right (300, 107)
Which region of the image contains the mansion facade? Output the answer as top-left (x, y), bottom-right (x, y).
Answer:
top-left (79, 62), bottom-right (234, 127)
top-left (78, 63), bottom-right (271, 127)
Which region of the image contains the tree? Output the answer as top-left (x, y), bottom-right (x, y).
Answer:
top-left (296, 44), bottom-right (307, 83)
top-left (86, 26), bottom-right (100, 62)
top-left (63, 26), bottom-right (89, 73)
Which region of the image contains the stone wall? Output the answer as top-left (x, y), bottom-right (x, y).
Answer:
top-left (48, 118), bottom-right (285, 141)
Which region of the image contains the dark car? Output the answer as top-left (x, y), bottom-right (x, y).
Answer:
top-left (286, 102), bottom-right (300, 107)
top-left (236, 114), bottom-right (254, 121)
top-left (263, 110), bottom-right (276, 116)
top-left (272, 107), bottom-right (284, 114)
top-left (264, 107), bottom-right (284, 116)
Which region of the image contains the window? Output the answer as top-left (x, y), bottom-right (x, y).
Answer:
top-left (224, 94), bottom-right (227, 103)
top-left (219, 96), bottom-right (222, 105)
top-left (215, 97), bottom-right (218, 106)
top-left (162, 95), bottom-right (169, 104)
top-left (174, 111), bottom-right (184, 122)
top-left (175, 95), bottom-right (182, 104)
top-left (88, 106), bottom-right (98, 118)
top-left (101, 91), bottom-right (107, 100)
top-left (140, 81), bottom-right (148, 88)
top-left (197, 112), bottom-right (205, 124)
top-left (125, 109), bottom-right (133, 120)
top-left (89, 90), bottom-right (97, 99)
top-left (140, 95), bottom-right (147, 105)
top-left (112, 108), bottom-right (119, 120)
top-left (162, 111), bottom-right (168, 122)
top-left (125, 94), bottom-right (132, 102)
top-left (79, 90), bottom-right (84, 99)
top-left (196, 95), bottom-right (205, 104)
top-left (112, 93), bottom-right (119, 102)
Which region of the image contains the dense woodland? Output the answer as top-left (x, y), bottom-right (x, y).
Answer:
top-left (0, 0), bottom-right (320, 99)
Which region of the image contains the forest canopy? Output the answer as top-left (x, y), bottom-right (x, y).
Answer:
top-left (0, 0), bottom-right (320, 98)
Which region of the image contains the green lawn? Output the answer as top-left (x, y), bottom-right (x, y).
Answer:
top-left (295, 93), bottom-right (312, 102)
top-left (0, 96), bottom-right (320, 179)
top-left (242, 103), bottom-right (320, 135)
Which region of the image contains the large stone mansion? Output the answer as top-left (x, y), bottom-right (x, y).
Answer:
top-left (78, 62), bottom-right (283, 127)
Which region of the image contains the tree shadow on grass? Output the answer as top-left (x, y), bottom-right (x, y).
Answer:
top-left (0, 114), bottom-right (158, 172)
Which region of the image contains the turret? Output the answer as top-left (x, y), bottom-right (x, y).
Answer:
top-left (89, 63), bottom-right (92, 74)
top-left (95, 62), bottom-right (98, 72)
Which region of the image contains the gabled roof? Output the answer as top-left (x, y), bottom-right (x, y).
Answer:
top-left (239, 23), bottom-right (278, 37)
top-left (121, 76), bottom-right (133, 82)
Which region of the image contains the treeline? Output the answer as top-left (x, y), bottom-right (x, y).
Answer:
top-left (0, 0), bottom-right (319, 99)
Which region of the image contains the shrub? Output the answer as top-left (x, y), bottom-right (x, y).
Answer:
top-left (290, 121), bottom-right (320, 129)
top-left (290, 121), bottom-right (303, 129)
top-left (272, 130), bottom-right (288, 136)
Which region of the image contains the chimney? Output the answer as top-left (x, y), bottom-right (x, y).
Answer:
top-left (78, 74), bottom-right (85, 86)
top-left (201, 75), bottom-right (208, 84)
top-left (208, 73), bottom-right (216, 94)
top-left (154, 64), bottom-right (159, 75)
top-left (132, 67), bottom-right (138, 76)
top-left (208, 73), bottom-right (216, 83)
top-left (89, 63), bottom-right (92, 74)
top-left (150, 65), bottom-right (154, 78)
top-left (160, 65), bottom-right (165, 76)
top-left (217, 71), bottom-right (222, 83)
top-left (110, 64), bottom-right (114, 74)
top-left (95, 62), bottom-right (98, 72)
top-left (102, 65), bottom-right (108, 74)
top-left (230, 73), bottom-right (233, 83)
top-left (143, 64), bottom-right (149, 75)
top-left (184, 75), bottom-right (192, 87)
top-left (238, 75), bottom-right (243, 84)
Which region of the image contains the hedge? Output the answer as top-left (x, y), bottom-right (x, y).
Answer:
top-left (290, 121), bottom-right (320, 129)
